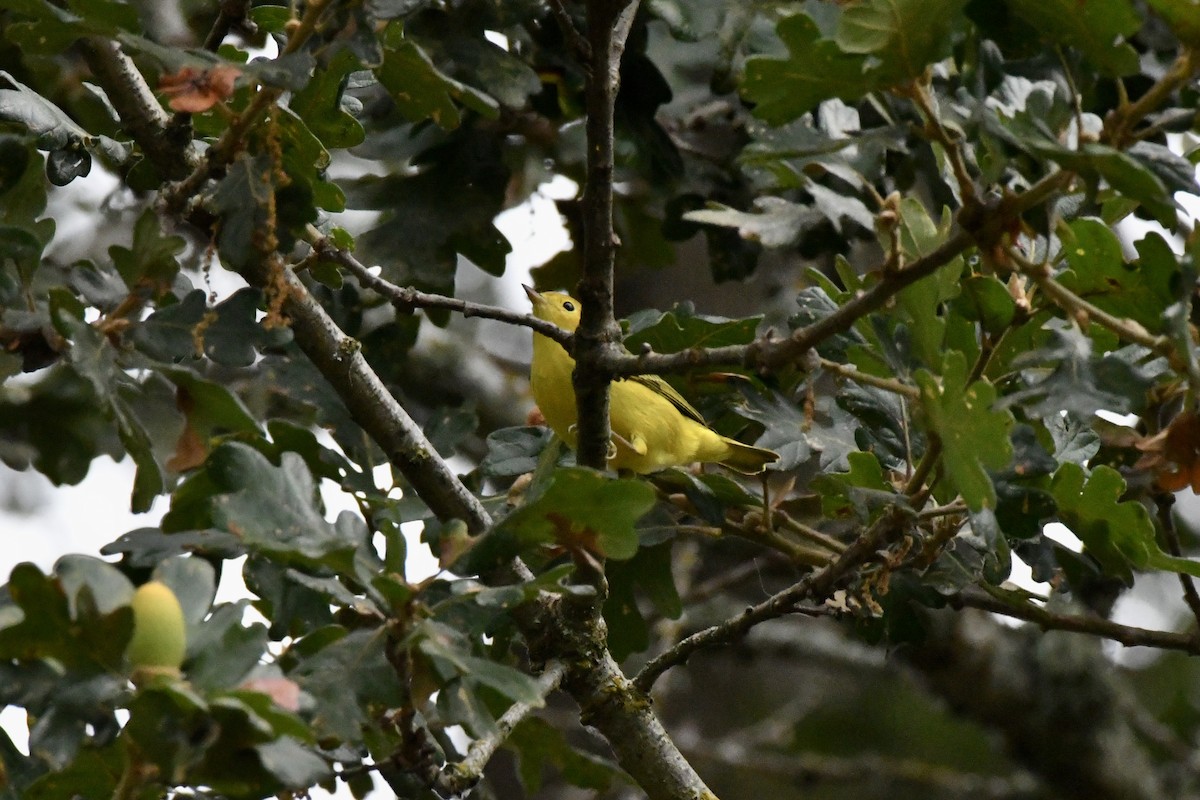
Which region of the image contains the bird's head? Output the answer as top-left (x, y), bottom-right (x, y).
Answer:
top-left (524, 285), bottom-right (581, 333)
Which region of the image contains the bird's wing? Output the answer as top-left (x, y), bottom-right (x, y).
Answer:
top-left (624, 374), bottom-right (709, 426)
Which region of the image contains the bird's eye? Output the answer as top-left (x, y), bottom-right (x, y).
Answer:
top-left (562, 301), bottom-right (575, 311)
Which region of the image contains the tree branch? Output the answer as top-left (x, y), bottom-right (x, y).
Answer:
top-left (684, 740), bottom-right (1038, 799)
top-left (77, 37), bottom-right (199, 179)
top-left (238, 257), bottom-right (494, 533)
top-left (1156, 494), bottom-right (1200, 635)
top-left (1103, 49), bottom-right (1197, 148)
top-left (906, 605), bottom-right (1191, 799)
top-left (633, 504), bottom-right (915, 692)
top-left (951, 586), bottom-right (1200, 654)
top-left (438, 661), bottom-right (568, 796)
top-left (312, 235), bottom-right (571, 345)
top-left (202, 0), bottom-right (253, 51)
top-left (162, 0), bottom-right (335, 213)
top-left (224, 251), bottom-right (718, 800)
top-left (572, 0), bottom-right (641, 469)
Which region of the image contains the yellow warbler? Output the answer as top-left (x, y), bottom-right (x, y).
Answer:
top-left (525, 285), bottom-right (777, 474)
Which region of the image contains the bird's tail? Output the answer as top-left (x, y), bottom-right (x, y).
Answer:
top-left (719, 439), bottom-right (778, 474)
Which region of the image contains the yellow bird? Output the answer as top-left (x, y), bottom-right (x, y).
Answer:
top-left (524, 285), bottom-right (778, 474)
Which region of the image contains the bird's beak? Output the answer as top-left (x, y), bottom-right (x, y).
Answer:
top-left (522, 284), bottom-right (542, 305)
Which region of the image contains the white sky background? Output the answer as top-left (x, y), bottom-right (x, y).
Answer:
top-left (1, 123), bottom-right (1199, 792)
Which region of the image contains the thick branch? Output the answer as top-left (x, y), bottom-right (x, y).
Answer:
top-left (572, 0), bottom-right (640, 469)
top-left (239, 258), bottom-right (493, 532)
top-left (77, 38), bottom-right (198, 179)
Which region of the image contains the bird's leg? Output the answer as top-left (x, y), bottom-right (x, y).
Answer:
top-left (570, 423), bottom-right (639, 463)
top-left (609, 430), bottom-right (641, 454)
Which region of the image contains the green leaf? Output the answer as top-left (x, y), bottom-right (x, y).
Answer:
top-left (205, 443), bottom-right (359, 563)
top-left (810, 450), bottom-right (898, 522)
top-left (1146, 0), bottom-right (1200, 46)
top-left (0, 74), bottom-right (90, 151)
top-left (733, 386), bottom-right (812, 470)
top-left (1006, 0), bottom-right (1140, 76)
top-left (482, 426), bottom-right (554, 478)
top-left (1057, 220), bottom-right (1180, 333)
top-left (835, 0), bottom-right (967, 80)
top-left (209, 152), bottom-right (276, 271)
top-left (1002, 324), bottom-right (1162, 418)
top-left (953, 275), bottom-right (1016, 335)
top-left (187, 602), bottom-right (269, 690)
top-left (742, 14), bottom-right (876, 125)
top-left (894, 199), bottom-right (963, 368)
top-left (254, 737), bottom-right (331, 788)
top-left (101, 527), bottom-right (244, 568)
top-left (203, 288), bottom-right (293, 367)
top-left (288, 50), bottom-right (365, 149)
top-left (0, 365), bottom-right (124, 485)
top-left (925, 508), bottom-right (1011, 592)
top-left (291, 627), bottom-right (404, 745)
top-left (495, 467), bottom-right (656, 560)
top-left (376, 27), bottom-right (498, 129)
top-left (152, 555), bottom-right (217, 629)
top-left (1051, 463), bottom-right (1200, 581)
top-left (107, 208), bottom-right (183, 293)
top-left (624, 304), bottom-right (760, 353)
top-left (684, 198), bottom-right (824, 248)
top-left (1036, 143), bottom-right (1176, 226)
top-left (0, 562), bottom-right (132, 671)
top-left (604, 542), bottom-right (681, 660)
top-left (161, 366), bottom-right (260, 436)
top-left (23, 743), bottom-right (123, 800)
top-left (57, 315), bottom-right (165, 511)
top-left (916, 351), bottom-right (1014, 511)
top-left (347, 129), bottom-right (512, 291)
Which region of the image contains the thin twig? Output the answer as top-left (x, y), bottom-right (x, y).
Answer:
top-left (1156, 495), bottom-right (1200, 635)
top-left (1013, 250), bottom-right (1173, 356)
top-left (162, 0), bottom-right (335, 212)
top-left (202, 0), bottom-right (252, 51)
top-left (546, 0), bottom-right (591, 61)
top-left (952, 586), bottom-right (1200, 654)
top-left (909, 79), bottom-right (976, 206)
top-left (313, 234), bottom-right (571, 345)
top-left (819, 357), bottom-right (920, 400)
top-left (1103, 50), bottom-right (1197, 147)
top-left (438, 661), bottom-right (568, 795)
top-left (633, 505), bottom-right (914, 692)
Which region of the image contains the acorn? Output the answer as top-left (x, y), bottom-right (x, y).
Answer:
top-left (125, 581), bottom-right (187, 677)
